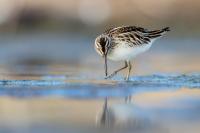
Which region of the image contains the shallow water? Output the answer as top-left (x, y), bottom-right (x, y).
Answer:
top-left (0, 73), bottom-right (200, 98)
top-left (0, 70), bottom-right (200, 133)
top-left (0, 34), bottom-right (200, 133)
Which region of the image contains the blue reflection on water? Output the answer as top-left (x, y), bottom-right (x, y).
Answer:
top-left (0, 73), bottom-right (199, 98)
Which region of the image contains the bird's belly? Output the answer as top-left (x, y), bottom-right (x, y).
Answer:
top-left (108, 43), bottom-right (152, 61)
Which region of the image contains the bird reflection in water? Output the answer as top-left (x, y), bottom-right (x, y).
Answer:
top-left (96, 96), bottom-right (154, 130)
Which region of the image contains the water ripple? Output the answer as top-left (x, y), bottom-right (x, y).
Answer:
top-left (129, 73), bottom-right (200, 88)
top-left (0, 73), bottom-right (199, 98)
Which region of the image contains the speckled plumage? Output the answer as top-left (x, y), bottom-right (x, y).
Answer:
top-left (94, 26), bottom-right (170, 80)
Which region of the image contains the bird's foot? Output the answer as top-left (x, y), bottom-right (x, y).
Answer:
top-left (105, 72), bottom-right (117, 79)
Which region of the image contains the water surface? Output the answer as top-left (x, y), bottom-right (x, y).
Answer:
top-left (0, 34), bottom-right (200, 133)
top-left (0, 70), bottom-right (200, 133)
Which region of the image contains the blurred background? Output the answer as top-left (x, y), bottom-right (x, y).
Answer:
top-left (0, 0), bottom-right (199, 75)
top-left (0, 1), bottom-right (200, 133)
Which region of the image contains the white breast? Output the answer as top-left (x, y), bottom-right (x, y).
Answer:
top-left (108, 42), bottom-right (153, 61)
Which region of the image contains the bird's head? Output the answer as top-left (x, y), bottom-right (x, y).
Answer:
top-left (94, 35), bottom-right (111, 57)
top-left (94, 35), bottom-right (111, 77)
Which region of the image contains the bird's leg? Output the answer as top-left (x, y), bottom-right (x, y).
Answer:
top-left (105, 61), bottom-right (128, 79)
top-left (125, 61), bottom-right (132, 81)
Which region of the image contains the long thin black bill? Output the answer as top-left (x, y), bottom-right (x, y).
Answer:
top-left (104, 55), bottom-right (108, 77)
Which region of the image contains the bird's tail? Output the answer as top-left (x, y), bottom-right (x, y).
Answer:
top-left (146, 27), bottom-right (170, 39)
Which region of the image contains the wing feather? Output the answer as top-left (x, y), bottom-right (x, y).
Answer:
top-left (103, 26), bottom-right (169, 46)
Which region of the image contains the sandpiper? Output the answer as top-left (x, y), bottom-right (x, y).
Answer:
top-left (94, 26), bottom-right (170, 80)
